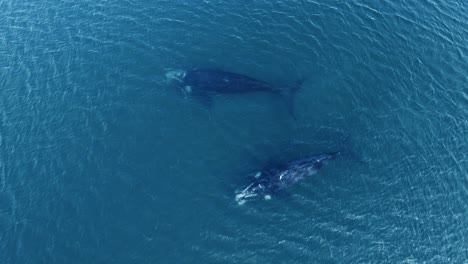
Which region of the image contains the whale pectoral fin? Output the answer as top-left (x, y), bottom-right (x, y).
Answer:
top-left (279, 78), bottom-right (305, 120)
top-left (194, 92), bottom-right (214, 109)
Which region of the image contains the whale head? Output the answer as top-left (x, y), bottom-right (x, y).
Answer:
top-left (234, 180), bottom-right (269, 205)
top-left (165, 69), bottom-right (186, 84)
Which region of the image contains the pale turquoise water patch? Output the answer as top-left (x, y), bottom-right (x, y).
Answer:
top-left (0, 0), bottom-right (467, 263)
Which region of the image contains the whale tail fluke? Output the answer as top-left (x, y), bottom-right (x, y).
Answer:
top-left (326, 151), bottom-right (342, 159)
top-left (280, 78), bottom-right (306, 119)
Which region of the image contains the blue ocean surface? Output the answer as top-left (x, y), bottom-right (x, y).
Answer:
top-left (1, 0), bottom-right (467, 263)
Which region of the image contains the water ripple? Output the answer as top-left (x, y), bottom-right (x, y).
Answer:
top-left (1, 0), bottom-right (467, 263)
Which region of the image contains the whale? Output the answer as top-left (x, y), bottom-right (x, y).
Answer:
top-left (165, 68), bottom-right (303, 117)
top-left (234, 152), bottom-right (340, 205)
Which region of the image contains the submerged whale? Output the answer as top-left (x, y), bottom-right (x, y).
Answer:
top-left (235, 152), bottom-right (340, 205)
top-left (165, 68), bottom-right (303, 116)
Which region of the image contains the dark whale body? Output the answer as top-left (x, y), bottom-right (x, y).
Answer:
top-left (235, 152), bottom-right (340, 205)
top-left (183, 69), bottom-right (277, 94)
top-left (166, 68), bottom-right (303, 116)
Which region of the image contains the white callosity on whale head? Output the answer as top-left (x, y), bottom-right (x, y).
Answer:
top-left (183, 86), bottom-right (192, 93)
top-left (279, 172), bottom-right (286, 180)
top-left (165, 69), bottom-right (186, 83)
top-left (235, 183), bottom-right (258, 205)
top-left (235, 192), bottom-right (258, 205)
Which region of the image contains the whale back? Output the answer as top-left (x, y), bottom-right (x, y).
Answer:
top-left (184, 69), bottom-right (274, 94)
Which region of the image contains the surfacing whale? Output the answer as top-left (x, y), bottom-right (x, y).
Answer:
top-left (165, 68), bottom-right (303, 117)
top-left (235, 152), bottom-right (340, 205)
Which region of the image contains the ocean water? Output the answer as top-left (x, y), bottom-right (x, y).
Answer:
top-left (1, 0), bottom-right (467, 263)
